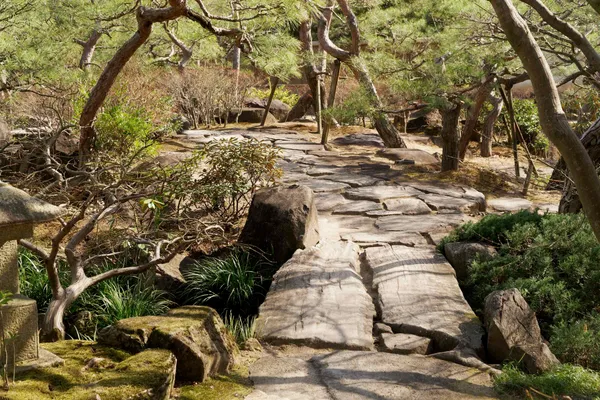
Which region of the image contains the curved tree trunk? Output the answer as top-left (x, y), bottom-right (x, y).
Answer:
top-left (459, 76), bottom-right (495, 159)
top-left (490, 0), bottom-right (600, 242)
top-left (75, 28), bottom-right (103, 71)
top-left (299, 21), bottom-right (327, 126)
top-left (441, 103), bottom-right (462, 172)
top-left (286, 91), bottom-right (313, 121)
top-left (481, 93), bottom-right (503, 157)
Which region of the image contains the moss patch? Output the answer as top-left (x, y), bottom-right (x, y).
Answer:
top-left (2, 341), bottom-right (175, 400)
top-left (174, 366), bottom-right (253, 400)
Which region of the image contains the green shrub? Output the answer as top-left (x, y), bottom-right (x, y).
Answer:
top-left (552, 314), bottom-right (600, 371)
top-left (325, 86), bottom-right (377, 126)
top-left (180, 248), bottom-right (276, 317)
top-left (247, 86), bottom-right (299, 107)
top-left (443, 212), bottom-right (600, 372)
top-left (495, 363), bottom-right (600, 399)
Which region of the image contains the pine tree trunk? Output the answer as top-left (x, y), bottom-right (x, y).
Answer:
top-left (481, 94), bottom-right (503, 157)
top-left (286, 91), bottom-right (313, 121)
top-left (441, 103), bottom-right (462, 172)
top-left (459, 77), bottom-right (495, 159)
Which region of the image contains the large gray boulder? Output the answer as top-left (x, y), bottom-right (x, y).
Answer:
top-left (484, 289), bottom-right (559, 373)
top-left (98, 306), bottom-right (238, 382)
top-left (444, 242), bottom-right (497, 281)
top-left (245, 98), bottom-right (291, 121)
top-left (239, 184), bottom-right (320, 264)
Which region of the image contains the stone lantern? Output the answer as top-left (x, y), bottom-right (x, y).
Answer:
top-left (0, 182), bottom-right (64, 370)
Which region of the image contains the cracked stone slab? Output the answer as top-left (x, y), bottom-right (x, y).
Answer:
top-left (375, 213), bottom-right (469, 233)
top-left (384, 198), bottom-right (432, 215)
top-left (380, 333), bottom-right (432, 355)
top-left (256, 240), bottom-right (375, 350)
top-left (406, 183), bottom-right (486, 210)
top-left (488, 197), bottom-right (533, 212)
top-left (295, 179), bottom-right (351, 193)
top-left (318, 214), bottom-right (377, 241)
top-left (341, 231), bottom-right (428, 247)
top-left (306, 166), bottom-right (340, 176)
top-left (377, 148), bottom-right (439, 165)
top-left (332, 133), bottom-right (385, 147)
top-left (344, 185), bottom-right (424, 202)
top-left (332, 200), bottom-right (382, 215)
top-left (250, 351), bottom-right (498, 400)
top-left (364, 245), bottom-right (484, 355)
top-left (315, 193), bottom-right (348, 212)
top-left (419, 194), bottom-right (481, 213)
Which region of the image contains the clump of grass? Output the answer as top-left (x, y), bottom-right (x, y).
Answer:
top-left (180, 247), bottom-right (276, 316)
top-left (223, 313), bottom-right (257, 345)
top-left (495, 363), bottom-right (600, 399)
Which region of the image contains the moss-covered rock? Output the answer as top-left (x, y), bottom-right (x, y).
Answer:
top-left (3, 341), bottom-right (176, 400)
top-left (98, 306), bottom-right (238, 382)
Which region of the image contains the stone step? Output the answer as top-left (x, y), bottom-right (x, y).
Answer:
top-left (364, 245), bottom-right (484, 355)
top-left (249, 351), bottom-right (498, 400)
top-left (256, 241), bottom-right (375, 350)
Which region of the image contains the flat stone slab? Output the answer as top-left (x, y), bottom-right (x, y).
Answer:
top-left (332, 200), bottom-right (382, 215)
top-left (306, 166), bottom-right (339, 176)
top-left (321, 173), bottom-right (382, 188)
top-left (332, 133), bottom-right (385, 147)
top-left (256, 241), bottom-right (375, 350)
top-left (341, 231), bottom-right (428, 247)
top-left (318, 214), bottom-right (377, 241)
top-left (380, 333), bottom-right (432, 355)
top-left (377, 148), bottom-right (439, 165)
top-left (376, 214), bottom-right (469, 233)
top-left (364, 245), bottom-right (484, 354)
top-left (488, 197), bottom-right (533, 212)
top-left (345, 185), bottom-right (424, 202)
top-left (384, 198), bottom-right (432, 215)
top-left (314, 193), bottom-right (348, 211)
top-left (250, 351), bottom-right (498, 400)
top-left (419, 194), bottom-right (481, 213)
top-left (295, 179), bottom-right (351, 193)
top-left (275, 141), bottom-right (325, 152)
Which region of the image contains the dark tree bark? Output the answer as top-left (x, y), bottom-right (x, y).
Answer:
top-left (299, 21), bottom-right (327, 127)
top-left (459, 75), bottom-right (495, 159)
top-left (490, 0), bottom-right (600, 242)
top-left (481, 93), bottom-right (503, 157)
top-left (441, 102), bottom-right (462, 172)
top-left (286, 91), bottom-right (313, 121)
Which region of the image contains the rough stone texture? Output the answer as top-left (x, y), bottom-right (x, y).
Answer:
top-left (314, 193), bottom-right (348, 212)
top-left (231, 108), bottom-right (277, 124)
top-left (407, 108), bottom-right (443, 134)
top-left (256, 241), bottom-right (375, 350)
top-left (245, 98), bottom-right (291, 121)
top-left (384, 198), bottom-right (432, 215)
top-left (239, 185), bottom-right (320, 264)
top-left (484, 289), bottom-right (559, 374)
top-left (488, 197), bottom-right (533, 212)
top-left (1, 295), bottom-right (39, 364)
top-left (365, 245), bottom-right (484, 355)
top-left (376, 214), bottom-right (469, 233)
top-left (321, 173), bottom-right (382, 188)
top-left (98, 306), bottom-right (238, 382)
top-left (318, 214), bottom-right (377, 241)
top-left (295, 179), bottom-right (351, 193)
top-left (0, 183), bottom-right (63, 235)
top-left (250, 351), bottom-right (498, 400)
top-left (341, 231), bottom-right (428, 247)
top-left (444, 242), bottom-right (497, 281)
top-left (345, 185), bottom-right (424, 202)
top-left (332, 133), bottom-right (385, 147)
top-left (0, 241), bottom-right (19, 294)
top-left (377, 148), bottom-right (439, 165)
top-left (154, 253), bottom-right (196, 291)
top-left (276, 141), bottom-right (325, 152)
top-left (14, 348), bottom-right (64, 374)
top-left (0, 118), bottom-right (10, 145)
top-left (420, 194), bottom-right (481, 213)
top-left (332, 200), bottom-right (382, 215)
top-left (407, 183), bottom-right (486, 211)
top-left (374, 322), bottom-right (393, 336)
top-left (380, 333), bottom-right (432, 355)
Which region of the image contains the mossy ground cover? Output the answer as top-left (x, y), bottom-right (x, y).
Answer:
top-left (1, 340), bottom-right (253, 400)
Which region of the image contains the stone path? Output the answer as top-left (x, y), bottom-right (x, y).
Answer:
top-left (178, 127), bottom-right (542, 398)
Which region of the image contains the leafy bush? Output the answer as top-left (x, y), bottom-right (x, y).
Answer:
top-left (551, 314), bottom-right (600, 371)
top-left (495, 363), bottom-right (600, 399)
top-left (247, 86), bottom-right (299, 107)
top-left (179, 138), bottom-right (282, 221)
top-left (443, 212), bottom-right (600, 372)
top-left (510, 99), bottom-right (549, 156)
top-left (180, 248), bottom-right (276, 317)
